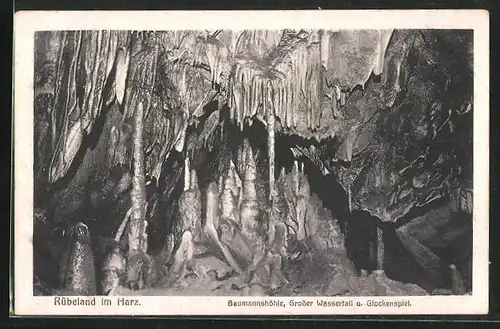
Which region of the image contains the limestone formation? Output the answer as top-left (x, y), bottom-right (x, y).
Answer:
top-left (296, 176), bottom-right (310, 241)
top-left (63, 222), bottom-right (96, 295)
top-left (33, 29), bottom-right (473, 297)
top-left (240, 147), bottom-right (260, 244)
top-left (205, 182), bottom-right (220, 230)
top-left (100, 244), bottom-right (126, 295)
top-left (202, 182), bottom-right (243, 274)
top-left (178, 169), bottom-right (202, 238)
top-left (169, 231), bottom-right (195, 282)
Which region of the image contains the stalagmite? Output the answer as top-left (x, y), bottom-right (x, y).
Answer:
top-left (236, 143), bottom-right (245, 177)
top-left (334, 85), bottom-right (341, 101)
top-left (237, 138), bottom-right (251, 177)
top-left (127, 102), bottom-right (149, 289)
top-left (100, 245), bottom-right (126, 295)
top-left (169, 231), bottom-right (195, 279)
top-left (220, 186), bottom-right (238, 223)
top-left (177, 171), bottom-right (201, 236)
top-left (230, 160), bottom-right (243, 214)
top-left (279, 167), bottom-right (286, 180)
top-left (114, 122), bottom-right (132, 167)
top-left (270, 222), bottom-right (288, 257)
top-left (174, 121), bottom-right (187, 153)
top-left (376, 225), bottom-right (384, 273)
top-left (240, 148), bottom-right (260, 241)
top-left (239, 151), bottom-right (267, 289)
top-left (296, 177), bottom-right (310, 241)
top-left (220, 163), bottom-right (241, 224)
top-left (219, 218), bottom-right (254, 270)
top-left (218, 175), bottom-right (224, 194)
top-left (267, 98), bottom-right (276, 201)
top-left (190, 169), bottom-right (202, 241)
top-left (340, 92), bottom-right (346, 106)
top-left (305, 201), bottom-right (320, 240)
top-left (203, 182), bottom-right (243, 274)
top-left (224, 162), bottom-right (240, 199)
top-left (205, 182), bottom-right (220, 230)
top-left (63, 222), bottom-right (96, 295)
top-left (292, 160), bottom-right (300, 196)
top-left (155, 233), bottom-right (175, 276)
top-left (108, 126), bottom-right (120, 169)
top-left (171, 167), bottom-right (202, 280)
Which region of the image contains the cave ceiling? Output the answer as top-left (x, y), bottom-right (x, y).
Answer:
top-left (34, 28), bottom-right (473, 223)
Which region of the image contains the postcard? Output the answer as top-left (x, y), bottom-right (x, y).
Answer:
top-left (13, 9), bottom-right (489, 316)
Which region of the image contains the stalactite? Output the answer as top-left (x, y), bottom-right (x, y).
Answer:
top-left (348, 183), bottom-right (352, 214)
top-left (151, 118), bottom-right (172, 181)
top-left (262, 80), bottom-right (267, 123)
top-left (105, 31), bottom-right (119, 78)
top-left (174, 113), bottom-right (188, 153)
top-left (267, 91), bottom-right (276, 201)
top-left (373, 30), bottom-right (394, 76)
top-left (184, 157), bottom-right (191, 192)
top-left (320, 30), bottom-right (330, 70)
top-left (230, 160), bottom-right (243, 220)
top-left (115, 46), bottom-right (131, 106)
top-left (205, 36), bottom-right (227, 87)
top-left (251, 77), bottom-right (260, 117)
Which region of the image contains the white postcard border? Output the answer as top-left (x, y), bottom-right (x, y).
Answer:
top-left (13, 9), bottom-right (490, 316)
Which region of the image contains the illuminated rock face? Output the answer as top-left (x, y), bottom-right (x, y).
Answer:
top-left (33, 29), bottom-right (473, 294)
top-left (34, 30), bottom-right (471, 208)
top-left (34, 29), bottom-right (398, 189)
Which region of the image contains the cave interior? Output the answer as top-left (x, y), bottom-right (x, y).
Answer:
top-left (33, 29), bottom-right (474, 296)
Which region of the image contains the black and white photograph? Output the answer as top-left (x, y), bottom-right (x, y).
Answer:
top-left (14, 10), bottom-right (489, 316)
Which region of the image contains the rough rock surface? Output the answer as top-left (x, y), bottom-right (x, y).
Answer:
top-left (33, 29), bottom-right (473, 295)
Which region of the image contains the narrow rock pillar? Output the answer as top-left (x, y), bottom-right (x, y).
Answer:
top-left (376, 224), bottom-right (384, 272)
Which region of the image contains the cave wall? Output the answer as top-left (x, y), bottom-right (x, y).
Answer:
top-left (330, 30), bottom-right (473, 224)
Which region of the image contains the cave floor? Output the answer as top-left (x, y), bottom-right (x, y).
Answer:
top-left (110, 248), bottom-right (429, 297)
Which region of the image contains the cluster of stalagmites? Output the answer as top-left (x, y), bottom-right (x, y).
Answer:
top-left (50, 139), bottom-right (349, 297)
top-left (153, 139), bottom-right (347, 295)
